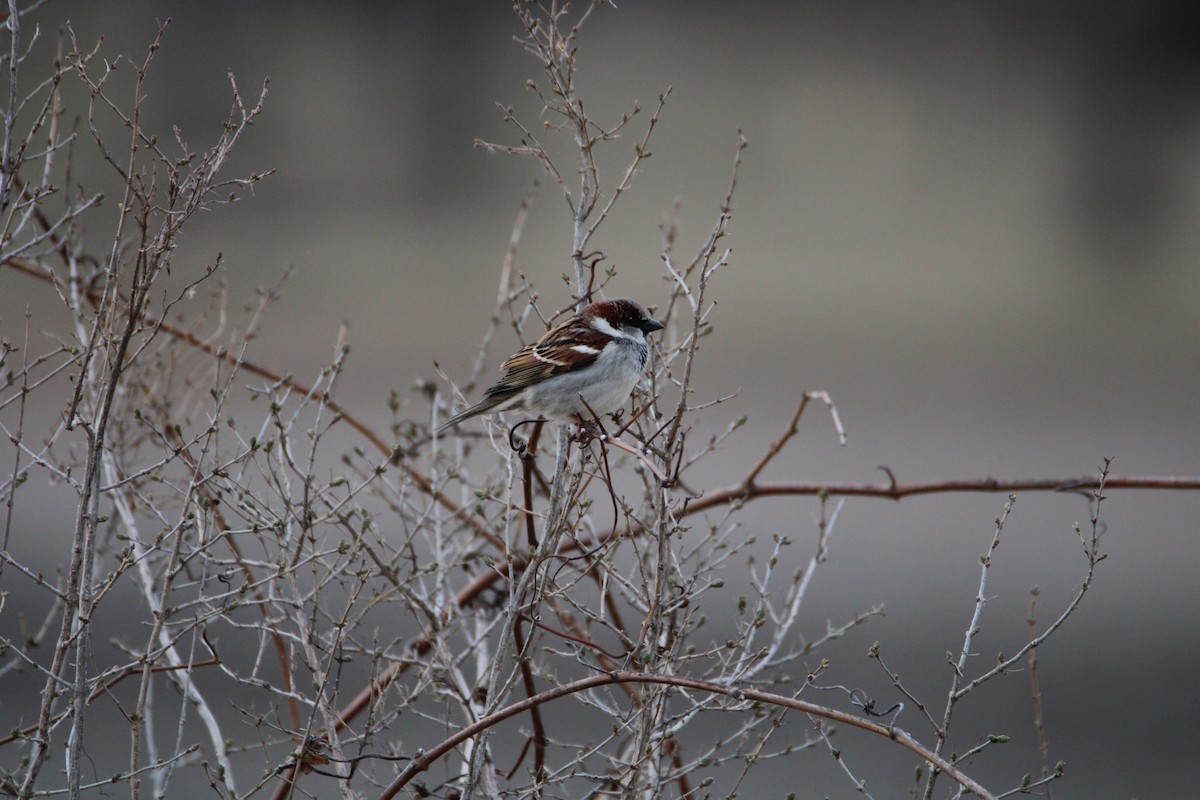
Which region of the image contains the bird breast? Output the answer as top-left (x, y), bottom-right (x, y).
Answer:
top-left (525, 335), bottom-right (647, 420)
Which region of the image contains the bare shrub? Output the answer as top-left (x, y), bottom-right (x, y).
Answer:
top-left (2, 3), bottom-right (1193, 800)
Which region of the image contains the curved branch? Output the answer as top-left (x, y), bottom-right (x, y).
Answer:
top-left (376, 670), bottom-right (997, 800)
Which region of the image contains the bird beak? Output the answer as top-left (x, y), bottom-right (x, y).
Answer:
top-left (642, 318), bottom-right (664, 333)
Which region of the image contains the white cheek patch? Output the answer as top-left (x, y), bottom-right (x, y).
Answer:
top-left (589, 315), bottom-right (630, 341)
top-left (572, 344), bottom-right (601, 354)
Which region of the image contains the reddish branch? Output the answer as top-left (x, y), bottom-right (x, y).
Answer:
top-left (375, 670), bottom-right (999, 800)
top-left (0, 658), bottom-right (218, 748)
top-left (3, 256), bottom-right (505, 552)
top-left (271, 462), bottom-right (1198, 796)
top-left (686, 473), bottom-right (1200, 511)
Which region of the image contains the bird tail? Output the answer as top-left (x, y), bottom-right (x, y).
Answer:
top-left (436, 395), bottom-right (506, 433)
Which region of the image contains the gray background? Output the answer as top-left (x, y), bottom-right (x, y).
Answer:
top-left (3, 2), bottom-right (1199, 797)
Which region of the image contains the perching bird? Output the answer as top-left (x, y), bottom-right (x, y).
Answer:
top-left (438, 298), bottom-right (663, 432)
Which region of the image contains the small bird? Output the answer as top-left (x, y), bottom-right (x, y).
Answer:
top-left (438, 298), bottom-right (663, 432)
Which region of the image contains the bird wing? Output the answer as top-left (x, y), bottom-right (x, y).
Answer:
top-left (484, 317), bottom-right (607, 398)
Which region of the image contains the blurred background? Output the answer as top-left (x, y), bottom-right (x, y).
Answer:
top-left (3, 1), bottom-right (1199, 796)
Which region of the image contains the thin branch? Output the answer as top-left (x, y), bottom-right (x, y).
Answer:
top-left (684, 474), bottom-right (1200, 514)
top-left (377, 670), bottom-right (997, 800)
top-left (1027, 587), bottom-right (1053, 796)
top-left (745, 390), bottom-right (846, 486)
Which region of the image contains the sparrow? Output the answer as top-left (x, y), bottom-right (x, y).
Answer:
top-left (438, 298), bottom-right (663, 432)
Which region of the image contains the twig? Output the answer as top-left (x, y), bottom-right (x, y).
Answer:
top-left (1027, 587), bottom-right (1052, 796)
top-left (745, 390), bottom-right (846, 486)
